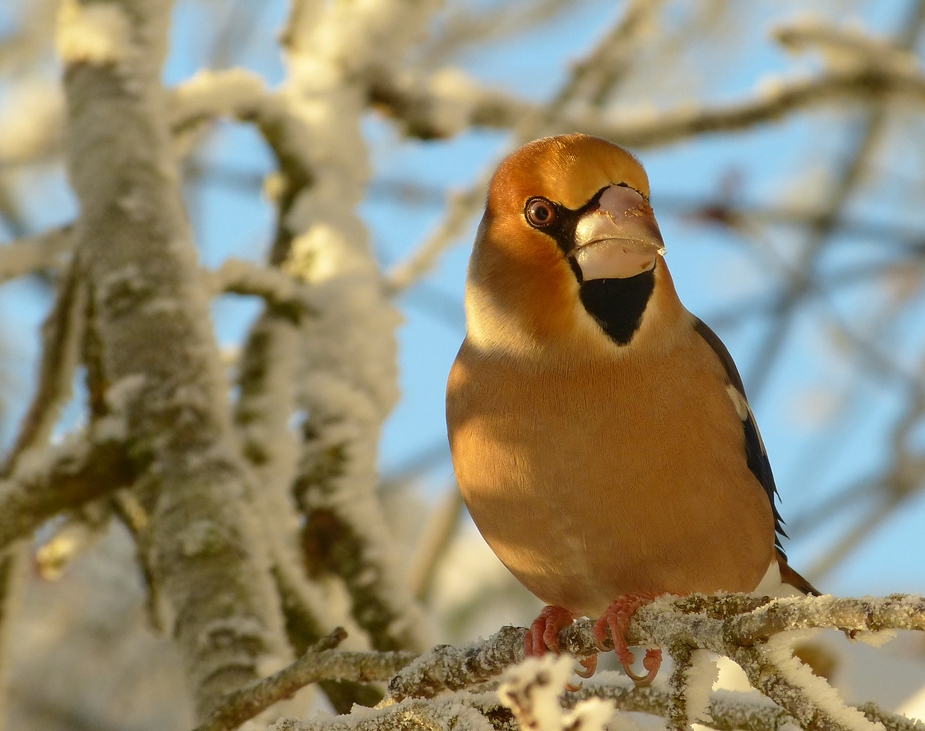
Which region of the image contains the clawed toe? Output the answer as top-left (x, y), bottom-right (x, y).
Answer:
top-left (592, 593), bottom-right (664, 687)
top-left (621, 648), bottom-right (661, 686)
top-left (525, 605), bottom-right (601, 690)
top-left (525, 605), bottom-right (575, 657)
top-left (575, 654), bottom-right (598, 679)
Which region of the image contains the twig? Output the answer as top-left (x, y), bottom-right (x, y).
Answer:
top-left (774, 20), bottom-right (917, 74)
top-left (2, 254), bottom-right (88, 475)
top-left (0, 225), bottom-right (73, 282)
top-left (385, 185), bottom-right (484, 294)
top-left (204, 258), bottom-right (316, 322)
top-left (193, 629), bottom-right (418, 731)
top-left (406, 486), bottom-right (464, 602)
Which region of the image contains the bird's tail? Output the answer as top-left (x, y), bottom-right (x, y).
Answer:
top-left (777, 551), bottom-right (821, 596)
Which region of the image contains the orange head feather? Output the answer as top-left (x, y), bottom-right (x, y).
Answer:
top-left (466, 134), bottom-right (670, 355)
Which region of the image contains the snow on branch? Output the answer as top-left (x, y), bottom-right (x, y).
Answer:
top-left (204, 257), bottom-right (317, 322)
top-left (774, 18), bottom-right (918, 74)
top-left (497, 656), bottom-right (614, 731)
top-left (194, 628), bottom-right (418, 731)
top-left (384, 594), bottom-right (924, 731)
top-left (368, 53), bottom-right (925, 148)
top-left (270, 695), bottom-right (497, 731)
top-left (278, 0), bottom-right (432, 658)
top-left (0, 421), bottom-right (134, 552)
top-left (59, 0), bottom-right (291, 717)
top-left (368, 70), bottom-right (530, 140)
top-left (168, 68), bottom-right (270, 133)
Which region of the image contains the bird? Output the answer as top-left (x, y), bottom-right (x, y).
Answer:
top-left (445, 133), bottom-right (818, 686)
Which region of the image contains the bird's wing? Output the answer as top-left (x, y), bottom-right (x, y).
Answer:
top-left (693, 319), bottom-right (820, 597)
top-left (692, 317), bottom-right (786, 550)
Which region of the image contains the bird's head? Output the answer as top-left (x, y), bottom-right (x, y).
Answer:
top-left (466, 134), bottom-right (676, 355)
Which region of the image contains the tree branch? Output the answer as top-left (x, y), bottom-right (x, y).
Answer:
top-left (59, 0), bottom-right (291, 717)
top-left (388, 595), bottom-right (924, 731)
top-left (0, 424), bottom-right (134, 552)
top-left (0, 226), bottom-right (73, 283)
top-left (261, 638), bottom-right (923, 731)
top-left (371, 61), bottom-right (925, 148)
top-left (204, 257), bottom-right (315, 322)
top-left (193, 629), bottom-right (419, 731)
top-left (280, 0), bottom-right (430, 656)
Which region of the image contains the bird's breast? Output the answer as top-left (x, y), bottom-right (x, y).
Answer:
top-left (446, 335), bottom-right (775, 617)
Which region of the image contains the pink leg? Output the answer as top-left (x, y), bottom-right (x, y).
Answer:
top-left (592, 593), bottom-right (663, 687)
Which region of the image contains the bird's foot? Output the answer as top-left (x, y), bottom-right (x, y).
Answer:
top-left (592, 593), bottom-right (663, 687)
top-left (525, 605), bottom-right (575, 657)
top-left (525, 605), bottom-right (597, 690)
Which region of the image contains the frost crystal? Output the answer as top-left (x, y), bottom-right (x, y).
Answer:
top-left (56, 0), bottom-right (134, 65)
top-left (498, 656), bottom-right (616, 731)
top-left (762, 631), bottom-right (884, 731)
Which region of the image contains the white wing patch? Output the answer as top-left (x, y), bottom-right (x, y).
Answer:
top-left (725, 383), bottom-right (769, 455)
top-left (725, 383), bottom-right (749, 420)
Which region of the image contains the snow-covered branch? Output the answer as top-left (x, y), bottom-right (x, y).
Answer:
top-left (370, 53), bottom-right (925, 149)
top-left (224, 609), bottom-right (924, 731)
top-left (59, 0), bottom-right (290, 718)
top-left (386, 595), bottom-right (924, 731)
top-left (0, 424), bottom-right (133, 552)
top-left (194, 629), bottom-right (418, 731)
top-left (590, 65), bottom-right (925, 149)
top-left (204, 258), bottom-right (316, 321)
top-left (277, 0), bottom-right (430, 657)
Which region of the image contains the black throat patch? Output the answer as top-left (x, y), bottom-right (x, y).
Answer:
top-left (578, 269), bottom-right (655, 345)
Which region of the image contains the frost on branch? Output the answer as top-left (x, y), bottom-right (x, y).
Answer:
top-left (58, 0), bottom-right (290, 718)
top-left (56, 0), bottom-right (133, 65)
top-left (498, 656), bottom-right (616, 731)
top-left (378, 594), bottom-right (924, 731)
top-left (277, 0), bottom-right (433, 656)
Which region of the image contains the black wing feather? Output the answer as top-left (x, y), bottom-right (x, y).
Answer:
top-left (692, 318), bottom-right (787, 552)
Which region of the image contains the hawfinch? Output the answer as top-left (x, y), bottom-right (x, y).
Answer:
top-left (446, 134), bottom-right (818, 686)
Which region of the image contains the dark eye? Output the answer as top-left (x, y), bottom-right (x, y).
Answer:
top-left (525, 197), bottom-right (557, 228)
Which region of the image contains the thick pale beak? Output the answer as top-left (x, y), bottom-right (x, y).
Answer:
top-left (573, 185), bottom-right (665, 280)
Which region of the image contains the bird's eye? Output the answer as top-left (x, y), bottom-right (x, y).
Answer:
top-left (525, 197), bottom-right (557, 228)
